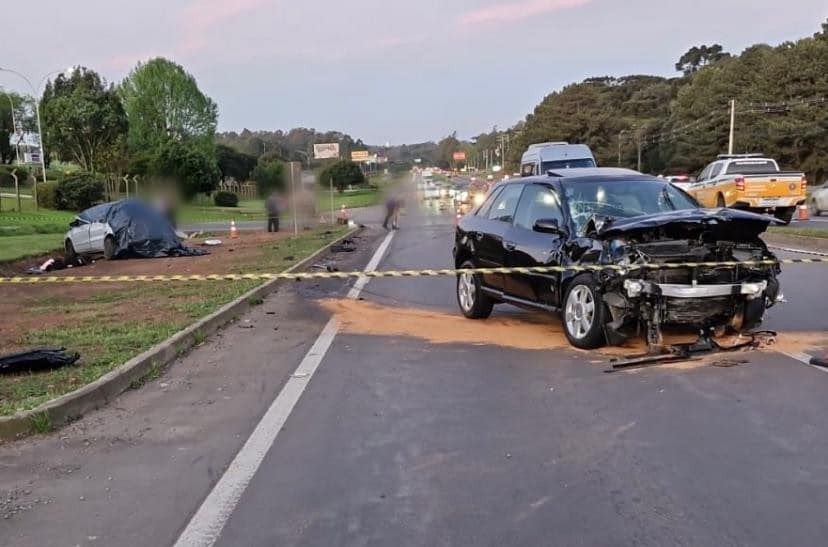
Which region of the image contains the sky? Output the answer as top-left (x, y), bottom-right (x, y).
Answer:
top-left (1, 0), bottom-right (826, 144)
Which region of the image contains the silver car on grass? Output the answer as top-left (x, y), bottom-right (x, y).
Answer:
top-left (64, 202), bottom-right (117, 261)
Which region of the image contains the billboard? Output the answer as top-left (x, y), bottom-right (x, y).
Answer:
top-left (453, 151), bottom-right (467, 161)
top-left (351, 150), bottom-right (370, 162)
top-left (313, 143), bottom-right (340, 159)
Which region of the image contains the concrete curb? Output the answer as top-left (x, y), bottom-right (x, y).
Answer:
top-left (0, 228), bottom-right (360, 441)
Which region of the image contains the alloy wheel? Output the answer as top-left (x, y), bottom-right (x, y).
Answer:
top-left (565, 285), bottom-right (595, 339)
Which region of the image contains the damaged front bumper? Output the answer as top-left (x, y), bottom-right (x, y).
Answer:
top-left (623, 279), bottom-right (768, 300)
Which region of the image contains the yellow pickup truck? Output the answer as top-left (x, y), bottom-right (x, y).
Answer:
top-left (686, 154), bottom-right (807, 223)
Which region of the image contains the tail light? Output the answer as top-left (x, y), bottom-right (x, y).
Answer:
top-left (735, 176), bottom-right (745, 191)
top-left (801, 176), bottom-right (808, 191)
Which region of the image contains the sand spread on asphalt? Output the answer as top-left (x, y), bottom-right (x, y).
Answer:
top-left (320, 298), bottom-right (826, 359)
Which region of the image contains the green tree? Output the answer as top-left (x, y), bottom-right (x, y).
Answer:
top-left (675, 44), bottom-right (731, 76)
top-left (216, 144), bottom-right (257, 182)
top-left (319, 160), bottom-right (366, 192)
top-left (39, 67), bottom-right (128, 172)
top-left (251, 156), bottom-right (285, 197)
top-left (0, 92), bottom-right (14, 164)
top-left (151, 139), bottom-right (220, 199)
top-left (119, 58), bottom-right (218, 154)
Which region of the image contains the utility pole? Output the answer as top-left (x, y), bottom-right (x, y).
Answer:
top-left (637, 135), bottom-right (643, 172)
top-left (728, 99), bottom-right (736, 155)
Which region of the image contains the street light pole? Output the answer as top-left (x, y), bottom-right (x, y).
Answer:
top-left (0, 85), bottom-right (21, 164)
top-left (0, 67), bottom-right (53, 209)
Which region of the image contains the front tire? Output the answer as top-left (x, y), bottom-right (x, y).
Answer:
top-left (65, 239), bottom-right (77, 263)
top-left (773, 207), bottom-right (795, 225)
top-left (562, 274), bottom-right (607, 349)
top-left (103, 236), bottom-right (117, 260)
top-left (456, 260), bottom-right (494, 319)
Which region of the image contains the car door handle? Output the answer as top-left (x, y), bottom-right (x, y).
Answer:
top-left (504, 241), bottom-right (516, 251)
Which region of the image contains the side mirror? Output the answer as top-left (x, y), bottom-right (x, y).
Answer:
top-left (533, 218), bottom-right (566, 236)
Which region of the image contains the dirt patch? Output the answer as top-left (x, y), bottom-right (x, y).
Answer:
top-left (0, 231), bottom-right (296, 278)
top-left (320, 298), bottom-right (826, 361)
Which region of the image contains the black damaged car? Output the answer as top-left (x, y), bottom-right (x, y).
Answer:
top-left (453, 168), bottom-right (783, 350)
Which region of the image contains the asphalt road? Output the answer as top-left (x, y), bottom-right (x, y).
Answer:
top-left (2, 180), bottom-right (827, 546)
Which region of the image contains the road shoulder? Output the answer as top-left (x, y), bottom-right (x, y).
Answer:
top-left (0, 227), bottom-right (386, 546)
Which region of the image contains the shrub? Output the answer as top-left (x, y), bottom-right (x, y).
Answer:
top-left (151, 140), bottom-right (221, 200)
top-left (0, 164), bottom-right (30, 187)
top-left (213, 191), bottom-right (239, 207)
top-left (37, 181), bottom-right (60, 209)
top-left (57, 173), bottom-right (106, 211)
top-left (319, 160), bottom-right (367, 192)
top-left (251, 158), bottom-right (285, 198)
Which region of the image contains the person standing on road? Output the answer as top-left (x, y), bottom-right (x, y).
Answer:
top-left (383, 196), bottom-right (402, 230)
top-left (266, 191), bottom-right (280, 232)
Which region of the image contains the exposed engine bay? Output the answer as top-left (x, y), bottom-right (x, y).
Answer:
top-left (584, 210), bottom-right (782, 353)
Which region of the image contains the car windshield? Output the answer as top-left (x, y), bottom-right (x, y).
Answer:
top-left (563, 179), bottom-right (699, 233)
top-left (542, 158), bottom-right (596, 171)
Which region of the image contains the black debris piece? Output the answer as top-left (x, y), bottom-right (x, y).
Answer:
top-left (0, 348), bottom-right (80, 374)
top-left (330, 239), bottom-right (357, 253)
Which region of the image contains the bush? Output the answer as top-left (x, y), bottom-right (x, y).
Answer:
top-left (151, 140), bottom-right (221, 200)
top-left (57, 173), bottom-right (106, 211)
top-left (213, 191), bottom-right (239, 207)
top-left (0, 164), bottom-right (30, 187)
top-left (251, 158), bottom-right (285, 198)
top-left (319, 160), bottom-right (367, 192)
top-left (37, 181), bottom-right (60, 209)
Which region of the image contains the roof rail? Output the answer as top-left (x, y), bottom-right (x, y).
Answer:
top-left (528, 141), bottom-right (569, 150)
top-left (716, 153), bottom-right (766, 160)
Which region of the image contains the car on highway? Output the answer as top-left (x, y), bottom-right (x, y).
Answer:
top-left (520, 142), bottom-right (597, 177)
top-left (809, 180), bottom-right (828, 216)
top-left (686, 154), bottom-right (807, 223)
top-left (453, 168), bottom-right (783, 350)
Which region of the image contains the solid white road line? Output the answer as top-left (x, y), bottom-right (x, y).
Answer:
top-left (174, 231), bottom-right (395, 547)
top-left (776, 351), bottom-right (828, 375)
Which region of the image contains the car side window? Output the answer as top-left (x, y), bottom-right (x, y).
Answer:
top-left (477, 187), bottom-right (503, 217)
top-left (709, 162), bottom-right (724, 180)
top-left (696, 165), bottom-right (710, 182)
top-left (487, 184), bottom-right (524, 223)
top-left (513, 184), bottom-right (564, 230)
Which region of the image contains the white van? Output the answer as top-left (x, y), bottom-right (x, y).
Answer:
top-left (520, 142), bottom-right (596, 177)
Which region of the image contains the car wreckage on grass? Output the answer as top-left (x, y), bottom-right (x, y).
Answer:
top-left (453, 168), bottom-right (782, 352)
top-left (64, 199), bottom-right (206, 261)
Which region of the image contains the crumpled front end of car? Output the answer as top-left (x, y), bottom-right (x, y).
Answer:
top-left (580, 209), bottom-right (782, 348)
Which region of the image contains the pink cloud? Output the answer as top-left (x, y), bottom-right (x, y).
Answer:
top-left (177, 0), bottom-right (274, 55)
top-left (459, 0), bottom-right (591, 26)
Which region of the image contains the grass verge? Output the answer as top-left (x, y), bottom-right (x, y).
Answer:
top-left (0, 234), bottom-right (64, 262)
top-left (768, 226), bottom-right (828, 239)
top-left (0, 227), bottom-right (349, 415)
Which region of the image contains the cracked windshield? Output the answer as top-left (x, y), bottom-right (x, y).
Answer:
top-left (1, 2), bottom-right (828, 546)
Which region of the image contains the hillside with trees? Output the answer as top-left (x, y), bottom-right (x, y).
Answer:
top-left (455, 19), bottom-right (828, 183)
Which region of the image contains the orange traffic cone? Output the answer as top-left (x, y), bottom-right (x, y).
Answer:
top-left (798, 204), bottom-right (810, 221)
top-left (230, 219), bottom-right (239, 239)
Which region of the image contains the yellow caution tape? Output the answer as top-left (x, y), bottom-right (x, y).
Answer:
top-left (0, 258), bottom-right (825, 284)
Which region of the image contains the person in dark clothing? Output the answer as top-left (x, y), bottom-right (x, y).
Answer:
top-left (266, 192), bottom-right (280, 232)
top-left (383, 197), bottom-right (401, 230)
